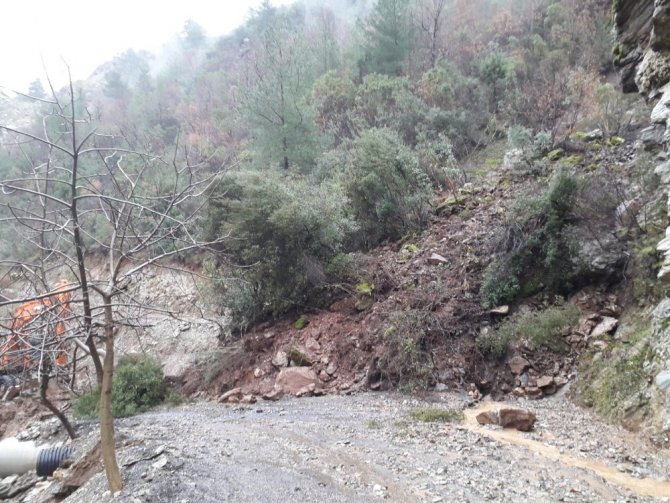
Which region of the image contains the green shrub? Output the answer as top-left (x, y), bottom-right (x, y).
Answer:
top-left (326, 128), bottom-right (432, 247)
top-left (476, 326), bottom-right (516, 359)
top-left (416, 63), bottom-right (489, 156)
top-left (349, 74), bottom-right (428, 146)
top-left (311, 71), bottom-right (356, 142)
top-left (415, 133), bottom-right (463, 190)
top-left (480, 262), bottom-right (521, 309)
top-left (294, 315), bottom-right (309, 330)
top-left (112, 355), bottom-right (165, 417)
top-left (73, 388), bottom-right (101, 420)
top-left (164, 388), bottom-right (186, 406)
top-left (593, 83), bottom-right (637, 138)
top-left (205, 169), bottom-right (357, 328)
top-left (480, 168), bottom-right (579, 307)
top-left (507, 125), bottom-right (532, 152)
top-left (506, 126), bottom-right (554, 170)
top-left (74, 355), bottom-right (166, 419)
top-left (478, 303), bottom-right (580, 358)
top-left (289, 348), bottom-right (312, 366)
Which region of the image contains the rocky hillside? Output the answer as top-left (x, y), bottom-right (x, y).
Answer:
top-left (570, 0), bottom-right (670, 444)
top-left (177, 122), bottom-right (670, 440)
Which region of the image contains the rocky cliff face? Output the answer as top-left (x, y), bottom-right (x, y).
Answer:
top-left (616, 0), bottom-right (670, 280)
top-left (614, 0), bottom-right (670, 94)
top-left (614, 0), bottom-right (654, 92)
top-left (614, 0), bottom-right (670, 444)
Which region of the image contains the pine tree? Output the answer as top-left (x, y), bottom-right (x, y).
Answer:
top-left (360, 0), bottom-right (414, 76)
top-left (241, 5), bottom-right (321, 170)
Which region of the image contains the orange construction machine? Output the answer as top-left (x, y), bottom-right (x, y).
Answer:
top-left (0, 280), bottom-right (73, 376)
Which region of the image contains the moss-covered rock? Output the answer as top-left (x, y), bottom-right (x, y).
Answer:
top-left (562, 154), bottom-right (584, 166)
top-left (547, 148), bottom-right (564, 161)
top-left (435, 196), bottom-right (461, 214)
top-left (289, 347), bottom-right (312, 366)
top-left (574, 311), bottom-right (658, 432)
top-left (606, 136), bottom-right (626, 147)
top-left (294, 315), bottom-right (309, 330)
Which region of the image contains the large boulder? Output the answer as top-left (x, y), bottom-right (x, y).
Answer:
top-left (507, 356), bottom-right (530, 375)
top-left (274, 367), bottom-right (320, 395)
top-left (575, 235), bottom-right (627, 280)
top-left (636, 49), bottom-right (670, 94)
top-left (615, 0), bottom-right (654, 50)
top-left (475, 407), bottom-right (537, 432)
top-left (498, 408), bottom-right (537, 431)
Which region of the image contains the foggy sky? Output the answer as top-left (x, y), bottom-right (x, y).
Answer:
top-left (0, 0), bottom-right (295, 92)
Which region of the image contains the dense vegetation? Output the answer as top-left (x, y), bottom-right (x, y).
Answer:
top-left (0, 0), bottom-right (621, 328)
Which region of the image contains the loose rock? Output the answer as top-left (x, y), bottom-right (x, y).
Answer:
top-left (508, 356), bottom-right (530, 375)
top-left (274, 367), bottom-right (319, 395)
top-left (591, 317), bottom-right (619, 338)
top-left (272, 350), bottom-right (289, 368)
top-left (428, 253), bottom-right (449, 265)
top-left (218, 387), bottom-right (242, 403)
top-left (499, 408), bottom-right (537, 431)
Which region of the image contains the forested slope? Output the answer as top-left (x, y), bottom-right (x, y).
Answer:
top-left (3, 0), bottom-right (670, 441)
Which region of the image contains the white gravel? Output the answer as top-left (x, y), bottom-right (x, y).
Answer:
top-left (37, 392), bottom-right (670, 503)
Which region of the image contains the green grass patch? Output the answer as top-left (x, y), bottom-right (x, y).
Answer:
top-left (355, 282), bottom-right (375, 295)
top-left (547, 149), bottom-right (564, 161)
top-left (367, 419), bottom-right (383, 429)
top-left (409, 407), bottom-right (464, 423)
top-left (606, 136), bottom-right (625, 147)
top-left (289, 347), bottom-right (312, 366)
top-left (562, 154), bottom-right (584, 165)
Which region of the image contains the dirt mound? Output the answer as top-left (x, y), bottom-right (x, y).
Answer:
top-left (181, 169), bottom-right (531, 397)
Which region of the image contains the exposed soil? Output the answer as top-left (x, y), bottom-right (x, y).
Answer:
top-left (182, 142), bottom-right (640, 405)
top-left (183, 171), bottom-right (512, 397)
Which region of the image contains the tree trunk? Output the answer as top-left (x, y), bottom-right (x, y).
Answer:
top-left (67, 80), bottom-right (104, 385)
top-left (99, 293), bottom-right (123, 492)
top-left (282, 137), bottom-right (289, 170)
top-left (39, 371), bottom-right (77, 440)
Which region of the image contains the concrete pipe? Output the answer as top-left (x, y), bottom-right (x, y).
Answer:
top-left (0, 438), bottom-right (73, 478)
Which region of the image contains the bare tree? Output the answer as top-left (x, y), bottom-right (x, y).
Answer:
top-left (0, 74), bottom-right (228, 492)
top-left (415, 0), bottom-right (448, 70)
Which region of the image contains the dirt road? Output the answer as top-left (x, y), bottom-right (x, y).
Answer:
top-left (60, 392), bottom-right (669, 503)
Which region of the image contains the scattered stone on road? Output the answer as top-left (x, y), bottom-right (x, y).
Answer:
top-left (9, 393), bottom-right (670, 503)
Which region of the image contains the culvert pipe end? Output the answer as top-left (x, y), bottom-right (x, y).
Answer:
top-left (36, 445), bottom-right (74, 477)
top-left (0, 438), bottom-right (74, 478)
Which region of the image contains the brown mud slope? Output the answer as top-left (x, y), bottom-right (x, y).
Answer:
top-left (182, 144), bottom-right (637, 400)
top-left (183, 182), bottom-right (500, 397)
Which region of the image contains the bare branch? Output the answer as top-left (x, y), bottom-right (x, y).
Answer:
top-left (0, 125), bottom-right (73, 157)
